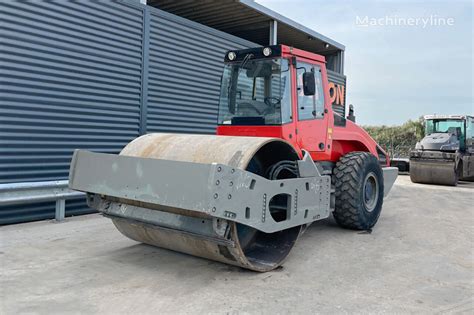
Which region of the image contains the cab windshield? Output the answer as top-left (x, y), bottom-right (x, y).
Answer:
top-left (218, 57), bottom-right (291, 125)
top-left (426, 119), bottom-right (465, 136)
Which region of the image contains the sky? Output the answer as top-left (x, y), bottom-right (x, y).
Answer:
top-left (256, 0), bottom-right (473, 125)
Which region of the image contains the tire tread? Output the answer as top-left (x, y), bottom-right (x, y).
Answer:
top-left (332, 152), bottom-right (382, 230)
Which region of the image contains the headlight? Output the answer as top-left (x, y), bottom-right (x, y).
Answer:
top-left (262, 47), bottom-right (272, 57)
top-left (227, 51), bottom-right (236, 61)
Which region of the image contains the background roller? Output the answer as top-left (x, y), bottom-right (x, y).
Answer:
top-left (409, 115), bottom-right (474, 186)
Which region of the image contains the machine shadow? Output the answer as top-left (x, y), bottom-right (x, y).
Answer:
top-left (105, 242), bottom-right (251, 275)
top-left (457, 180), bottom-right (474, 189)
top-left (102, 217), bottom-right (345, 277)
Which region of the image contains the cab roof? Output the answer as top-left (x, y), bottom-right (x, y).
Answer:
top-left (424, 115), bottom-right (473, 120)
top-left (224, 45), bottom-right (326, 63)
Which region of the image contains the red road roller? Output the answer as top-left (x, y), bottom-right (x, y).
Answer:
top-left (69, 45), bottom-right (397, 271)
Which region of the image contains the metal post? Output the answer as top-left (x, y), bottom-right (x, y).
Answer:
top-left (340, 51), bottom-right (345, 74)
top-left (269, 20), bottom-right (277, 45)
top-left (139, 7), bottom-right (151, 135)
top-left (55, 199), bottom-right (65, 222)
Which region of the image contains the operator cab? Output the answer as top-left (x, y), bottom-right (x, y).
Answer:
top-left (218, 46), bottom-right (294, 126)
top-left (217, 46), bottom-right (325, 127)
top-left (424, 115), bottom-right (468, 151)
top-left (216, 45), bottom-right (330, 157)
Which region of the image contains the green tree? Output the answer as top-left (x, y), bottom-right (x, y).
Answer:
top-left (363, 117), bottom-right (425, 157)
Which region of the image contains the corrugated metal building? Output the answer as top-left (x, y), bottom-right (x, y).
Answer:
top-left (0, 0), bottom-right (346, 224)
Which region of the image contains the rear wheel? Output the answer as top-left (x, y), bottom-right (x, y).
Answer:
top-left (332, 152), bottom-right (384, 230)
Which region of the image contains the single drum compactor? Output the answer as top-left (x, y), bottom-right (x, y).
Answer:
top-left (69, 45), bottom-right (398, 271)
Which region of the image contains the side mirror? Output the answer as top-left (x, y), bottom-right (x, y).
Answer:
top-left (303, 72), bottom-right (315, 95)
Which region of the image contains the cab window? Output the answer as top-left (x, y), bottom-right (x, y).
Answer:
top-left (296, 62), bottom-right (325, 120)
top-left (467, 117), bottom-right (474, 139)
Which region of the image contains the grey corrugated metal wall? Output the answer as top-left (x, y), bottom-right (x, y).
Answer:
top-left (146, 9), bottom-right (255, 134)
top-left (0, 0), bottom-right (145, 224)
top-left (0, 0), bottom-right (254, 224)
top-left (1, 0), bottom-right (144, 184)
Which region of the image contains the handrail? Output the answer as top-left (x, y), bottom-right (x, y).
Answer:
top-left (0, 180), bottom-right (85, 221)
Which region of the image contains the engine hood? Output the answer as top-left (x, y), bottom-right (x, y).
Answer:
top-left (415, 133), bottom-right (460, 151)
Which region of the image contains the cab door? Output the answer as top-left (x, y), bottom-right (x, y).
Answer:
top-left (295, 60), bottom-right (328, 152)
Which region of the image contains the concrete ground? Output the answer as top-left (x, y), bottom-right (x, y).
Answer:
top-left (1, 175), bottom-right (473, 314)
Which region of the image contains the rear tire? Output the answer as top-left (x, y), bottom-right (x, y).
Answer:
top-left (332, 152), bottom-right (384, 230)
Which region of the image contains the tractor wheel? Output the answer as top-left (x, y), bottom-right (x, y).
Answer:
top-left (332, 152), bottom-right (384, 230)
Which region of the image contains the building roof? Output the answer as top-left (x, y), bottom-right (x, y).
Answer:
top-left (147, 0), bottom-right (345, 56)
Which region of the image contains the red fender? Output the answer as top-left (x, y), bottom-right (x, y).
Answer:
top-left (331, 120), bottom-right (390, 166)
